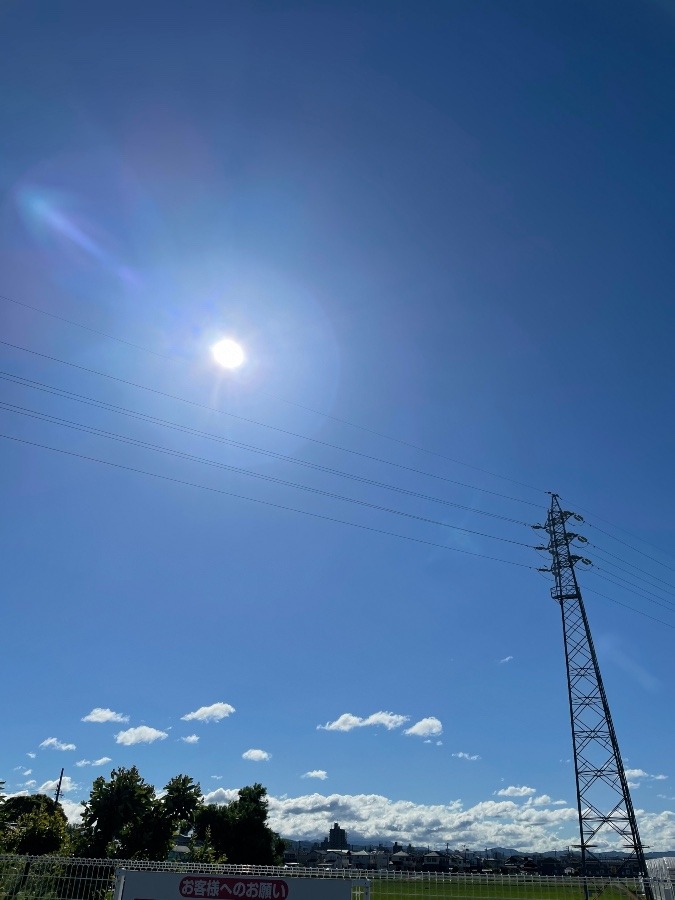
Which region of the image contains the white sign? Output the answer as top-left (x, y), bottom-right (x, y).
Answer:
top-left (115, 870), bottom-right (354, 900)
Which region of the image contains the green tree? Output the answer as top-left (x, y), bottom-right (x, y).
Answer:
top-left (188, 825), bottom-right (227, 864)
top-left (194, 784), bottom-right (283, 866)
top-left (78, 766), bottom-right (158, 857)
top-left (76, 768), bottom-right (204, 861)
top-left (0, 795), bottom-right (69, 855)
top-left (193, 803), bottom-right (232, 859)
top-left (162, 775), bottom-right (202, 831)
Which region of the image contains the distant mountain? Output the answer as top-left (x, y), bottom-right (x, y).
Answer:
top-left (281, 837), bottom-right (675, 858)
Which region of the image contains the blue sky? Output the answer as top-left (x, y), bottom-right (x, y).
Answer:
top-left (1, 0), bottom-right (674, 852)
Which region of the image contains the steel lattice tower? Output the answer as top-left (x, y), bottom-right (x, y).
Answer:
top-left (536, 494), bottom-right (649, 889)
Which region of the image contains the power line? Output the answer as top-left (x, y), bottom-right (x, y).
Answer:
top-left (0, 338), bottom-right (542, 508)
top-left (0, 291), bottom-right (546, 494)
top-left (583, 586), bottom-right (675, 630)
top-left (9, 297), bottom-right (672, 632)
top-left (589, 566), bottom-right (675, 614)
top-left (4, 301), bottom-right (673, 643)
top-left (535, 568), bottom-right (675, 630)
top-left (0, 292), bottom-right (171, 359)
top-left (572, 499), bottom-right (675, 562)
top-left (534, 498), bottom-right (675, 622)
top-left (585, 521), bottom-right (675, 575)
top-left (0, 400), bottom-right (534, 549)
top-left (0, 430), bottom-right (536, 569)
top-left (0, 369), bottom-right (532, 528)
top-left (589, 543), bottom-right (675, 594)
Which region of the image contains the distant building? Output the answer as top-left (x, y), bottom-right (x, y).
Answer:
top-left (327, 822), bottom-right (348, 850)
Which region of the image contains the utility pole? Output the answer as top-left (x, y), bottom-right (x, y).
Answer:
top-left (535, 494), bottom-right (650, 898)
top-left (54, 768), bottom-right (64, 805)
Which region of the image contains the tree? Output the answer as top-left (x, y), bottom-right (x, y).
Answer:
top-left (194, 784), bottom-right (283, 866)
top-left (78, 766), bottom-right (158, 858)
top-left (2, 794), bottom-right (64, 822)
top-left (76, 768), bottom-right (204, 861)
top-left (0, 795), bottom-right (69, 855)
top-left (193, 803), bottom-right (233, 859)
top-left (188, 825), bottom-right (227, 864)
top-left (74, 768), bottom-right (282, 864)
top-left (162, 775), bottom-right (202, 831)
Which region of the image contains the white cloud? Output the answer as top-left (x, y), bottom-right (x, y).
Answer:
top-left (302, 770), bottom-right (328, 780)
top-left (202, 788), bottom-right (239, 805)
top-left (60, 798), bottom-right (84, 825)
top-left (27, 752), bottom-right (36, 759)
top-left (318, 711), bottom-right (409, 732)
top-left (496, 785), bottom-right (536, 797)
top-left (242, 749), bottom-right (271, 762)
top-left (624, 768), bottom-right (668, 788)
top-left (39, 737), bottom-right (76, 751)
top-left (499, 656), bottom-right (514, 664)
top-left (115, 726), bottom-right (167, 745)
top-left (181, 702), bottom-right (235, 723)
top-left (181, 735), bottom-right (200, 744)
top-left (76, 757), bottom-right (112, 767)
top-left (211, 775), bottom-right (223, 780)
top-left (82, 707), bottom-right (129, 724)
top-left (39, 776), bottom-right (77, 794)
top-left (405, 717), bottom-right (443, 738)
top-left (453, 752), bottom-right (481, 761)
top-left (104, 783), bottom-right (675, 849)
top-left (22, 780), bottom-right (37, 788)
top-left (212, 789), bottom-right (577, 850)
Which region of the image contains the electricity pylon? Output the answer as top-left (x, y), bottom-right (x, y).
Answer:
top-left (535, 494), bottom-right (650, 894)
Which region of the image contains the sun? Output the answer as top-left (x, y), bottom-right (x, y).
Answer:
top-left (211, 338), bottom-right (246, 369)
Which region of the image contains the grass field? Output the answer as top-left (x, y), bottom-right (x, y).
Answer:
top-left (367, 877), bottom-right (641, 900)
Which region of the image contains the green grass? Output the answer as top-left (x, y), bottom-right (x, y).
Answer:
top-left (367, 878), bottom-right (641, 900)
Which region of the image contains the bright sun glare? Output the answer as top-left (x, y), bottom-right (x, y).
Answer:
top-left (212, 338), bottom-right (246, 369)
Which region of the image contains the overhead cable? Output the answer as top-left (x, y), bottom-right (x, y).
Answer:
top-left (587, 568), bottom-right (675, 614)
top-left (0, 430), bottom-right (536, 569)
top-left (589, 543), bottom-right (675, 593)
top-left (572, 499), bottom-right (675, 562)
top-left (585, 521), bottom-right (675, 575)
top-left (582, 586), bottom-right (675, 630)
top-left (0, 400), bottom-right (533, 548)
top-left (0, 292), bottom-right (546, 494)
top-left (0, 370), bottom-right (532, 528)
top-left (535, 569), bottom-right (675, 630)
top-left (0, 339), bottom-right (541, 508)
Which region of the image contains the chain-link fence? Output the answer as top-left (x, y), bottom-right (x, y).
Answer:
top-left (1, 856), bottom-right (671, 900)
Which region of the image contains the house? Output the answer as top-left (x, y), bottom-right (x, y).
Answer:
top-left (391, 850), bottom-right (414, 870)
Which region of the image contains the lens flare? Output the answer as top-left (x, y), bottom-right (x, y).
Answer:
top-left (16, 186), bottom-right (137, 285)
